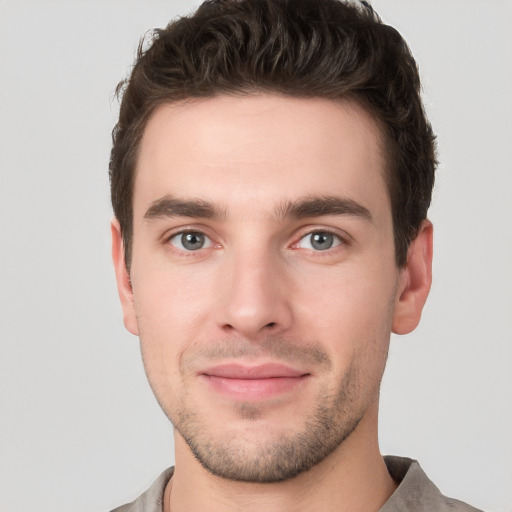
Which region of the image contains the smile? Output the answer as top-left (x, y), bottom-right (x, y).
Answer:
top-left (199, 363), bottom-right (311, 401)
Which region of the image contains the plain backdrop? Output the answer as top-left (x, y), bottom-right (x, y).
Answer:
top-left (0, 1), bottom-right (511, 511)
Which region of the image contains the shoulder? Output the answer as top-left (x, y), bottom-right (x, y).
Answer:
top-left (109, 467), bottom-right (174, 512)
top-left (381, 456), bottom-right (484, 512)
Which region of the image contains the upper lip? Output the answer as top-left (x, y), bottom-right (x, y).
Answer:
top-left (200, 363), bottom-right (308, 379)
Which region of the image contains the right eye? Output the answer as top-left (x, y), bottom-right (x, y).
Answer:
top-left (168, 231), bottom-right (213, 251)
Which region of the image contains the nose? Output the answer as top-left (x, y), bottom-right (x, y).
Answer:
top-left (215, 246), bottom-right (294, 339)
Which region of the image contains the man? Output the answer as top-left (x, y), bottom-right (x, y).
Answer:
top-left (108, 0), bottom-right (482, 510)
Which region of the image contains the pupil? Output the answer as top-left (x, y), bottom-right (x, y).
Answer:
top-left (182, 232), bottom-right (204, 250)
top-left (311, 232), bottom-right (333, 250)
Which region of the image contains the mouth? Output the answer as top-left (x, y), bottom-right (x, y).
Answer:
top-left (198, 363), bottom-right (311, 401)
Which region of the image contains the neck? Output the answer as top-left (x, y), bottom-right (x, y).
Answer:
top-left (165, 406), bottom-right (397, 512)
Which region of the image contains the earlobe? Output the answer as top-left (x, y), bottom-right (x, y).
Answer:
top-left (392, 220), bottom-right (433, 335)
top-left (111, 219), bottom-right (139, 336)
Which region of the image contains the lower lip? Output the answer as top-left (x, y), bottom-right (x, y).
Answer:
top-left (201, 374), bottom-right (309, 401)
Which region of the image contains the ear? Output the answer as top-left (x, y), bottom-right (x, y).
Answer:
top-left (392, 220), bottom-right (433, 335)
top-left (111, 218), bottom-right (139, 336)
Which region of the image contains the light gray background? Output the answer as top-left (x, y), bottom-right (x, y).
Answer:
top-left (0, 1), bottom-right (511, 511)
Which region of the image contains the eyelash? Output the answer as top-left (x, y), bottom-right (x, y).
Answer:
top-left (165, 229), bottom-right (215, 252)
top-left (292, 229), bottom-right (347, 252)
top-left (163, 227), bottom-right (349, 254)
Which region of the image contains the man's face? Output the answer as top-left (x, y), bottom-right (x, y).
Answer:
top-left (113, 95), bottom-right (420, 482)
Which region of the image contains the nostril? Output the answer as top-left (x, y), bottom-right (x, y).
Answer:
top-left (265, 322), bottom-right (277, 328)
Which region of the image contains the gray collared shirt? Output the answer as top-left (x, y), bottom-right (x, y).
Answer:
top-left (110, 456), bottom-right (483, 512)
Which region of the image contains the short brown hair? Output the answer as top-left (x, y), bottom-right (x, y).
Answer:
top-left (110, 0), bottom-right (437, 268)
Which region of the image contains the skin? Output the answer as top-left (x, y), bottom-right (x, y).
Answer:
top-left (112, 94), bottom-right (433, 512)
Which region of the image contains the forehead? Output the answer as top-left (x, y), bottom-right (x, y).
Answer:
top-left (134, 94), bottom-right (389, 221)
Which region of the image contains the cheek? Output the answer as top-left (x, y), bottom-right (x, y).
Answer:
top-left (131, 268), bottom-right (200, 387)
top-left (295, 261), bottom-right (397, 361)
top-left (131, 255), bottom-right (227, 377)
top-left (134, 259), bottom-right (210, 328)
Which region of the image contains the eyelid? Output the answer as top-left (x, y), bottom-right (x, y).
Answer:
top-left (162, 224), bottom-right (212, 241)
top-left (169, 231), bottom-right (212, 250)
top-left (290, 226), bottom-right (351, 250)
top-left (163, 225), bottom-right (221, 252)
top-left (160, 224), bottom-right (350, 253)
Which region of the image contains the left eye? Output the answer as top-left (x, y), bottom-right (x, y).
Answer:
top-left (296, 231), bottom-right (342, 251)
top-left (169, 231), bottom-right (213, 251)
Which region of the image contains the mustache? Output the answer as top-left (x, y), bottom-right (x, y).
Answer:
top-left (180, 337), bottom-right (332, 371)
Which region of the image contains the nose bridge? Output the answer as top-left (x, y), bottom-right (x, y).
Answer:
top-left (216, 236), bottom-right (292, 337)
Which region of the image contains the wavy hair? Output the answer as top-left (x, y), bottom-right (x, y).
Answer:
top-left (110, 0), bottom-right (437, 268)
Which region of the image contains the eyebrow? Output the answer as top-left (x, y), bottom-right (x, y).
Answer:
top-left (144, 194), bottom-right (372, 223)
top-left (276, 195), bottom-right (373, 222)
top-left (144, 196), bottom-right (225, 220)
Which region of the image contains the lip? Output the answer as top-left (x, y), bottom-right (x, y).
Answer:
top-left (199, 363), bottom-right (310, 401)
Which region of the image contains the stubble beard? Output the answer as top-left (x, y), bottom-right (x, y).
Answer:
top-left (142, 332), bottom-right (389, 484)
top-left (170, 363), bottom-right (372, 483)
